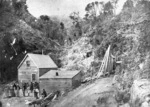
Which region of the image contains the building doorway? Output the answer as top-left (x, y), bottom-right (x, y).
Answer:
top-left (32, 74), bottom-right (36, 81)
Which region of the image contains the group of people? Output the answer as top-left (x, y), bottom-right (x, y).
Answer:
top-left (4, 82), bottom-right (20, 98)
top-left (21, 82), bottom-right (39, 97)
top-left (22, 81), bottom-right (48, 99)
top-left (4, 81), bottom-right (47, 99)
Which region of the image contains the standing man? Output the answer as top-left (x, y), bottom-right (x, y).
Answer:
top-left (22, 82), bottom-right (27, 97)
top-left (16, 83), bottom-right (20, 97)
top-left (30, 82), bottom-right (34, 93)
top-left (13, 82), bottom-right (17, 90)
top-left (26, 83), bottom-right (30, 96)
top-left (13, 82), bottom-right (17, 97)
top-left (34, 88), bottom-right (39, 99)
top-left (10, 85), bottom-right (15, 97)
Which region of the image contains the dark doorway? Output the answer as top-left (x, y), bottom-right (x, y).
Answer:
top-left (32, 74), bottom-right (36, 81)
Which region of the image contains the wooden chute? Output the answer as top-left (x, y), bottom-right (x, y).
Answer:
top-left (97, 45), bottom-right (114, 78)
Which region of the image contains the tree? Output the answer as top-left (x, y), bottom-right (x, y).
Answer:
top-left (40, 15), bottom-right (50, 21)
top-left (60, 22), bottom-right (65, 30)
top-left (68, 12), bottom-right (83, 41)
top-left (85, 1), bottom-right (104, 20)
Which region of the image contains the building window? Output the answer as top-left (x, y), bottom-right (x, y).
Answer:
top-left (26, 60), bottom-right (30, 67)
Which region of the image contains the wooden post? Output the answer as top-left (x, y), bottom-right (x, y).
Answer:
top-left (42, 50), bottom-right (43, 55)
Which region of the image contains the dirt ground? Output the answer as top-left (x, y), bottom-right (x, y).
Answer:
top-left (1, 90), bottom-right (36, 107)
top-left (50, 77), bottom-right (118, 107)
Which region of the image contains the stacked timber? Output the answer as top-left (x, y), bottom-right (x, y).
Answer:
top-left (97, 45), bottom-right (114, 78)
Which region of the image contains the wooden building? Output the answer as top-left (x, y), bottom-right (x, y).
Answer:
top-left (39, 70), bottom-right (81, 93)
top-left (17, 53), bottom-right (58, 83)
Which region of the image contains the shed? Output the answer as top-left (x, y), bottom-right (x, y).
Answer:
top-left (39, 70), bottom-right (81, 93)
top-left (17, 53), bottom-right (58, 83)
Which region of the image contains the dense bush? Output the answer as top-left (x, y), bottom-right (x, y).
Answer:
top-left (0, 0), bottom-right (66, 81)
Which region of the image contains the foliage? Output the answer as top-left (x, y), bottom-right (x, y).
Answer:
top-left (60, 37), bottom-right (94, 74)
top-left (84, 1), bottom-right (115, 21)
top-left (60, 0), bottom-right (150, 84)
top-left (0, 0), bottom-right (66, 81)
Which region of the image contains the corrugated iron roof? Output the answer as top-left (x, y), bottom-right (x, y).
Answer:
top-left (18, 53), bottom-right (58, 69)
top-left (40, 70), bottom-right (80, 79)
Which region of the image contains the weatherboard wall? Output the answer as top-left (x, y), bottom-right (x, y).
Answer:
top-left (39, 78), bottom-right (73, 93)
top-left (18, 56), bottom-right (39, 82)
top-left (72, 71), bottom-right (81, 88)
top-left (39, 72), bottom-right (82, 93)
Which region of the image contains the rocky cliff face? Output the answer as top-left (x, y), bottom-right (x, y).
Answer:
top-left (131, 79), bottom-right (150, 106)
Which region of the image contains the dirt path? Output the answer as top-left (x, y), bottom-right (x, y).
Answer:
top-left (1, 90), bottom-right (36, 107)
top-left (2, 96), bottom-right (31, 107)
top-left (51, 77), bottom-right (117, 107)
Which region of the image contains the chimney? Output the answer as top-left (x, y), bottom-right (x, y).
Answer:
top-left (56, 72), bottom-right (59, 76)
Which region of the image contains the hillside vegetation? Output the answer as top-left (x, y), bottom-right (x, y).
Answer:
top-left (61, 0), bottom-right (150, 81)
top-left (0, 0), bottom-right (66, 81)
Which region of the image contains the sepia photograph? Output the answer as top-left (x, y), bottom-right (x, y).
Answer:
top-left (0, 0), bottom-right (150, 107)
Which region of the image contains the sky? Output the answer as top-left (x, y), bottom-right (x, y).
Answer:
top-left (26, 0), bottom-right (127, 18)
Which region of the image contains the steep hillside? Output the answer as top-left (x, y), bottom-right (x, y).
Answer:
top-left (0, 0), bottom-right (65, 81)
top-left (51, 77), bottom-right (116, 107)
top-left (61, 37), bottom-right (94, 72)
top-left (56, 0), bottom-right (150, 106)
top-left (61, 0), bottom-right (150, 80)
